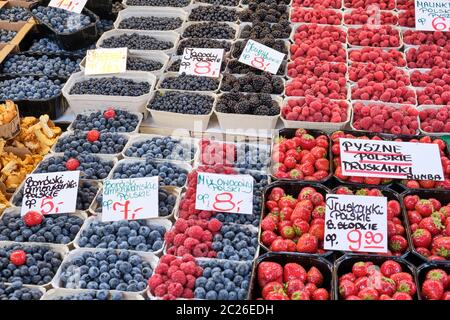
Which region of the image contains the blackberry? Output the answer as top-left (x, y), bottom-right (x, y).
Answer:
top-left (217, 92), bottom-right (279, 115)
top-left (183, 22), bottom-right (236, 39)
top-left (226, 59), bottom-right (286, 76)
top-left (239, 21), bottom-right (291, 39)
top-left (234, 102), bottom-right (251, 114)
top-left (239, 3), bottom-right (288, 23)
top-left (221, 73), bottom-right (284, 94)
top-left (197, 0), bottom-right (238, 5)
top-left (127, 0), bottom-right (190, 6)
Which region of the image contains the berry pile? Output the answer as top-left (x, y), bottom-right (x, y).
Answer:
top-left (199, 0), bottom-right (238, 5)
top-left (344, 8), bottom-right (398, 25)
top-left (31, 6), bottom-right (93, 33)
top-left (351, 81), bottom-right (416, 104)
top-left (291, 24), bottom-right (346, 44)
top-left (338, 260), bottom-right (416, 300)
top-left (344, 0), bottom-right (395, 10)
top-left (77, 219), bottom-right (166, 252)
top-left (148, 254), bottom-right (203, 300)
top-left (69, 77), bottom-right (150, 96)
top-left (124, 136), bottom-right (195, 161)
top-left (34, 152), bottom-right (114, 180)
top-left (285, 73), bottom-right (347, 99)
top-left (194, 260), bottom-right (252, 300)
top-left (1, 54), bottom-right (81, 78)
top-left (403, 30), bottom-right (450, 46)
top-left (216, 92), bottom-right (280, 116)
top-left (349, 62), bottom-right (410, 85)
top-left (0, 29), bottom-right (17, 42)
top-left (183, 22), bottom-right (236, 39)
top-left (0, 76), bottom-right (62, 101)
top-left (349, 47), bottom-right (406, 67)
top-left (257, 261), bottom-right (330, 300)
top-left (27, 37), bottom-right (90, 56)
top-left (282, 97), bottom-right (349, 123)
top-left (404, 194), bottom-right (450, 261)
top-left (232, 38), bottom-right (287, 58)
top-left (159, 73), bottom-right (219, 91)
top-left (148, 91), bottom-right (214, 115)
top-left (59, 249), bottom-right (152, 292)
top-left (0, 281), bottom-right (43, 300)
top-left (0, 244), bottom-right (63, 285)
top-left (127, 0), bottom-right (190, 6)
top-left (406, 45), bottom-right (450, 69)
top-left (118, 16), bottom-right (183, 31)
top-left (50, 290), bottom-right (124, 300)
top-left (54, 130), bottom-right (128, 155)
top-left (419, 106), bottom-right (450, 133)
top-left (239, 3), bottom-right (289, 23)
top-left (261, 185), bottom-right (327, 254)
top-left (226, 59), bottom-right (286, 76)
top-left (176, 38), bottom-right (231, 55)
top-left (0, 7), bottom-right (31, 22)
top-left (416, 83), bottom-right (450, 106)
top-left (111, 158), bottom-right (188, 187)
top-left (291, 6), bottom-right (342, 24)
top-left (293, 0), bottom-right (341, 8)
top-left (97, 19), bottom-right (114, 34)
top-left (0, 211), bottom-right (83, 244)
top-left (239, 21), bottom-right (291, 39)
top-left (420, 268), bottom-right (450, 300)
top-left (411, 68), bottom-right (450, 87)
top-left (352, 102), bottom-right (419, 135)
top-left (334, 186), bottom-right (408, 256)
top-left (188, 5), bottom-right (237, 22)
top-left (290, 39), bottom-right (346, 62)
top-left (71, 109), bottom-right (140, 133)
top-left (221, 72), bottom-right (284, 94)
top-left (100, 33), bottom-right (173, 51)
top-left (127, 56), bottom-right (163, 72)
top-left (287, 57), bottom-right (347, 79)
top-left (347, 25), bottom-right (400, 47)
top-left (271, 129), bottom-right (330, 180)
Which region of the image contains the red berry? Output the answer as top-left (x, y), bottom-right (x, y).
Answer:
top-left (10, 250), bottom-right (26, 266)
top-left (65, 158), bottom-right (80, 171)
top-left (103, 108), bottom-right (116, 119)
top-left (86, 130), bottom-right (100, 142)
top-left (23, 211), bottom-right (43, 227)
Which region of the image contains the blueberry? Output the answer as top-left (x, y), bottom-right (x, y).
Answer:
top-left (100, 33), bottom-right (173, 51)
top-left (119, 16), bottom-right (182, 31)
top-left (183, 21), bottom-right (236, 39)
top-left (31, 6), bottom-right (93, 33)
top-left (127, 0), bottom-right (190, 6)
top-left (189, 5), bottom-right (237, 22)
top-left (69, 77), bottom-right (151, 96)
top-left (149, 91), bottom-right (214, 115)
top-left (160, 73), bottom-right (219, 91)
top-left (1, 54), bottom-right (81, 77)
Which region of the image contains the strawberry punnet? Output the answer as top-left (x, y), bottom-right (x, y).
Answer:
top-left (420, 268), bottom-right (450, 300)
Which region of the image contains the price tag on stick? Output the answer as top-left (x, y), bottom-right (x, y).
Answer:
top-left (101, 177), bottom-right (159, 222)
top-left (179, 48), bottom-right (224, 78)
top-left (195, 172), bottom-right (253, 214)
top-left (48, 0), bottom-right (88, 14)
top-left (238, 39), bottom-right (285, 75)
top-left (324, 194), bottom-right (388, 253)
top-left (85, 48), bottom-right (128, 75)
top-left (21, 171), bottom-right (80, 216)
top-left (339, 138), bottom-right (445, 181)
top-left (415, 0), bottom-right (450, 32)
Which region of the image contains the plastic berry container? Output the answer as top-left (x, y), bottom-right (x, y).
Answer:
top-left (41, 288), bottom-right (144, 300)
top-left (416, 263), bottom-right (450, 300)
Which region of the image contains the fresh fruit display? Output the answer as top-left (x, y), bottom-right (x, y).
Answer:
top-left (118, 16), bottom-right (183, 31)
top-left (419, 106), bottom-right (450, 133)
top-left (291, 6), bottom-right (342, 24)
top-left (419, 267), bottom-right (450, 300)
top-left (216, 93), bottom-right (280, 116)
top-left (410, 68), bottom-right (450, 87)
top-left (100, 33), bottom-right (174, 51)
top-left (403, 193), bottom-right (450, 260)
top-left (54, 131), bottom-right (128, 155)
top-left (349, 47), bottom-right (406, 67)
top-left (0, 281), bottom-right (43, 300)
top-left (333, 186), bottom-right (409, 256)
top-left (159, 73), bottom-right (220, 91)
top-left (239, 21), bottom-right (291, 39)
top-left (282, 97), bottom-right (349, 123)
top-left (183, 22), bottom-right (236, 39)
top-left (403, 30), bottom-right (450, 46)
top-left (124, 135), bottom-right (195, 161)
top-left (31, 6), bottom-right (93, 33)
top-left (239, 3), bottom-right (289, 23)
top-left (148, 91), bottom-right (214, 115)
top-left (344, 8), bottom-right (398, 25)
top-left (256, 259), bottom-right (331, 300)
top-left (220, 73), bottom-right (284, 94)
top-left (349, 62), bottom-right (410, 85)
top-left (0, 7), bottom-right (31, 22)
top-left (71, 109), bottom-right (140, 133)
top-left (271, 129), bottom-right (330, 181)
top-left (344, 0), bottom-right (395, 10)
top-left (188, 5), bottom-right (237, 22)
top-left (406, 45), bottom-right (450, 69)
top-left (260, 184), bottom-right (328, 254)
top-left (69, 77), bottom-right (151, 96)
top-left (176, 38), bottom-right (232, 55)
top-left (337, 259), bottom-right (417, 300)
top-left (0, 76), bottom-right (63, 101)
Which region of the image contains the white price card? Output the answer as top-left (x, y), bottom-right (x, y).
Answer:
top-left (179, 48), bottom-right (224, 78)
top-left (324, 194), bottom-right (388, 253)
top-left (238, 39), bottom-right (285, 75)
top-left (21, 171), bottom-right (80, 216)
top-left (85, 48), bottom-right (127, 75)
top-left (48, 0), bottom-right (88, 14)
top-left (101, 177), bottom-right (159, 222)
top-left (195, 172), bottom-right (253, 215)
top-left (339, 138), bottom-right (445, 181)
top-left (415, 0), bottom-right (450, 31)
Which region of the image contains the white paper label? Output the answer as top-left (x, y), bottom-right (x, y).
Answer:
top-left (339, 138), bottom-right (445, 181)
top-left (324, 194), bottom-right (388, 253)
top-left (179, 48), bottom-right (224, 78)
top-left (415, 0), bottom-right (450, 31)
top-left (85, 48), bottom-right (128, 75)
top-left (48, 0), bottom-right (88, 14)
top-left (238, 39), bottom-right (285, 75)
top-left (21, 171), bottom-right (80, 216)
top-left (101, 177), bottom-right (159, 222)
top-left (195, 172), bottom-right (253, 214)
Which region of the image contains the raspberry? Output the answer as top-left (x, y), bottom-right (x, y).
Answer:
top-left (187, 225), bottom-right (204, 240)
top-left (171, 270), bottom-right (187, 285)
top-left (185, 274), bottom-right (196, 289)
top-left (167, 265), bottom-right (179, 278)
top-left (9, 250), bottom-right (26, 266)
top-left (181, 253), bottom-right (195, 262)
top-left (207, 218), bottom-right (222, 232)
top-left (180, 261), bottom-right (197, 276)
top-left (103, 108), bottom-right (116, 119)
top-left (201, 230), bottom-right (213, 242)
top-left (167, 246), bottom-right (176, 255)
top-left (173, 234), bottom-right (187, 246)
top-left (148, 274), bottom-right (163, 290)
top-left (160, 255), bottom-right (176, 265)
top-left (170, 258), bottom-right (182, 267)
top-left (195, 266), bottom-right (204, 277)
top-left (182, 288), bottom-right (194, 299)
top-left (153, 283), bottom-right (167, 297)
top-left (162, 294), bottom-right (176, 300)
top-left (86, 129), bottom-right (100, 142)
top-left (23, 211), bottom-right (43, 227)
top-left (167, 282), bottom-right (183, 297)
top-left (184, 237), bottom-right (200, 249)
top-left (65, 158), bottom-right (80, 171)
top-left (176, 246), bottom-right (190, 256)
top-left (164, 231), bottom-right (175, 244)
top-left (174, 219), bottom-right (188, 233)
top-left (155, 263), bottom-right (169, 275)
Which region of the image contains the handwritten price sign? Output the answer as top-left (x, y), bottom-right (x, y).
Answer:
top-left (48, 0), bottom-right (88, 14)
top-left (85, 48), bottom-right (128, 75)
top-left (21, 171), bottom-right (80, 216)
top-left (324, 194), bottom-right (388, 253)
top-left (238, 39), bottom-right (285, 75)
top-left (179, 48), bottom-right (224, 78)
top-left (339, 138), bottom-right (444, 181)
top-left (195, 172), bottom-right (253, 214)
top-left (101, 177), bottom-right (158, 222)
top-left (415, 0), bottom-right (450, 31)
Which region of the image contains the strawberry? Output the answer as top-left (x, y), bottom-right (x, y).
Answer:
top-left (312, 205), bottom-right (325, 219)
top-left (283, 263), bottom-right (307, 283)
top-left (397, 279), bottom-right (416, 296)
top-left (298, 187), bottom-right (316, 200)
top-left (419, 216), bottom-right (444, 236)
top-left (380, 260), bottom-right (402, 277)
top-left (339, 279), bottom-right (357, 298)
top-left (412, 229), bottom-right (432, 248)
top-left (261, 230), bottom-right (277, 246)
top-left (280, 226), bottom-right (295, 239)
top-left (291, 290), bottom-right (310, 300)
top-left (296, 233), bottom-right (318, 253)
top-left (358, 287), bottom-right (379, 300)
top-left (86, 130), bottom-right (100, 142)
top-left (312, 288), bottom-right (329, 300)
top-left (103, 108), bottom-right (116, 119)
top-left (262, 282), bottom-right (284, 299)
top-left (415, 199), bottom-right (434, 217)
top-left (261, 216), bottom-right (277, 232)
top-left (354, 276), bottom-right (368, 291)
top-left (335, 186), bottom-right (352, 195)
top-left (431, 236), bottom-right (450, 258)
top-left (65, 158), bottom-right (80, 171)
top-left (425, 269), bottom-right (448, 288)
top-left (292, 219), bottom-right (309, 236)
top-left (270, 238), bottom-right (288, 252)
top-left (10, 250), bottom-right (26, 266)
top-left (307, 267), bottom-right (323, 286)
top-left (379, 277), bottom-right (396, 296)
top-left (352, 261), bottom-right (368, 278)
top-left (286, 279), bottom-right (305, 296)
top-left (299, 134), bottom-right (317, 150)
top-left (266, 292), bottom-right (289, 300)
top-left (257, 262), bottom-right (283, 288)
top-left (422, 279), bottom-right (444, 300)
top-left (392, 292), bottom-right (412, 300)
top-left (388, 235), bottom-right (408, 253)
top-left (404, 195), bottom-right (420, 210)
top-left (23, 211), bottom-right (43, 226)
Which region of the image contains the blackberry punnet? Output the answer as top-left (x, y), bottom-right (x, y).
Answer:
top-left (51, 290), bottom-right (125, 300)
top-left (54, 131), bottom-right (128, 155)
top-left (0, 7), bottom-right (31, 22)
top-left (0, 29), bottom-right (16, 42)
top-left (0, 281), bottom-right (43, 300)
top-left (227, 59), bottom-right (286, 76)
top-left (183, 22), bottom-right (236, 39)
top-left (31, 6), bottom-right (93, 33)
top-left (118, 16), bottom-right (183, 31)
top-left (232, 38), bottom-right (287, 58)
top-left (124, 136), bottom-right (195, 162)
top-left (127, 0), bottom-right (190, 6)
top-left (160, 73), bottom-right (219, 91)
top-left (239, 21), bottom-right (291, 39)
top-left (71, 109), bottom-right (140, 133)
top-left (239, 3), bottom-right (288, 23)
top-left (198, 0), bottom-right (238, 5)
top-left (0, 76), bottom-right (62, 101)
top-left (217, 92), bottom-right (280, 116)
top-left (100, 33), bottom-right (173, 51)
top-left (189, 5), bottom-right (237, 22)
top-left (177, 38), bottom-right (231, 55)
top-left (149, 91), bottom-right (214, 115)
top-left (220, 72), bottom-right (284, 94)
top-left (69, 77), bottom-right (150, 96)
